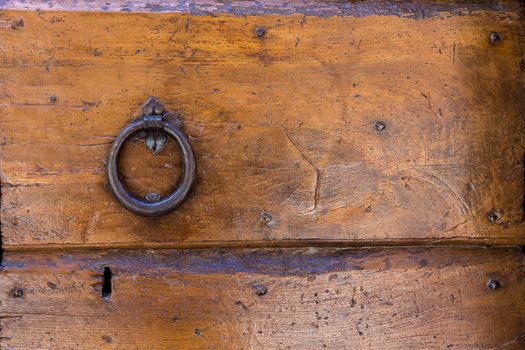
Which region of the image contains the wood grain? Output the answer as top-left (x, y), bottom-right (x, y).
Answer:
top-left (0, 9), bottom-right (524, 249)
top-left (1, 247), bottom-right (524, 349)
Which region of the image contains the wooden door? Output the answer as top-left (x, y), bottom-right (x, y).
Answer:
top-left (1, 1), bottom-right (524, 349)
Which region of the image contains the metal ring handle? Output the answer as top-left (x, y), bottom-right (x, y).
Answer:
top-left (107, 98), bottom-right (196, 217)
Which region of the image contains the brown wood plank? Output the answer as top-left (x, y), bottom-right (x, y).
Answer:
top-left (1, 247), bottom-right (524, 349)
top-left (1, 9), bottom-right (524, 249)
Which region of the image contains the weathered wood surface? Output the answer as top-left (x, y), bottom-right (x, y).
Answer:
top-left (0, 0), bottom-right (522, 16)
top-left (1, 247), bottom-right (524, 349)
top-left (1, 9), bottom-right (524, 249)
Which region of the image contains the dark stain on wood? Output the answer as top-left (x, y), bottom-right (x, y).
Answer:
top-left (1, 246), bottom-right (522, 277)
top-left (0, 0), bottom-right (523, 18)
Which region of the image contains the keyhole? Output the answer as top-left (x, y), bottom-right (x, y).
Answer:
top-left (102, 266), bottom-right (112, 299)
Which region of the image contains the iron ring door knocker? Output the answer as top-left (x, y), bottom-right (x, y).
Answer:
top-left (107, 97), bottom-right (196, 217)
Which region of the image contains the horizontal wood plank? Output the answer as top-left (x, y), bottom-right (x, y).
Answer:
top-left (0, 0), bottom-right (523, 16)
top-left (0, 9), bottom-right (524, 249)
top-left (1, 247), bottom-right (525, 349)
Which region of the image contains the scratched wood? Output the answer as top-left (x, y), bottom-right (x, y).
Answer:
top-left (0, 8), bottom-right (524, 249)
top-left (1, 247), bottom-right (524, 349)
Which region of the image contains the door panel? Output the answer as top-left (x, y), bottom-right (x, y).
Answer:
top-left (1, 8), bottom-right (524, 249)
top-left (1, 2), bottom-right (524, 350)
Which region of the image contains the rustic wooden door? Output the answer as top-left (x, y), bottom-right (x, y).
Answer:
top-left (1, 1), bottom-right (524, 349)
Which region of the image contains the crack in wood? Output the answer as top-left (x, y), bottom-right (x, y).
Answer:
top-left (282, 126), bottom-right (321, 212)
